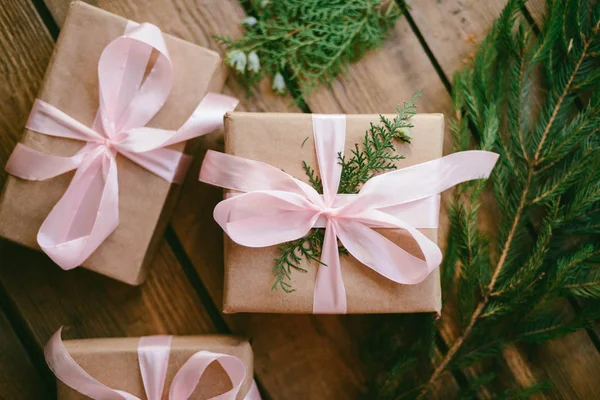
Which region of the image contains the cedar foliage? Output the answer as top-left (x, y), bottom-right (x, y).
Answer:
top-left (216, 0), bottom-right (401, 100)
top-left (272, 93), bottom-right (418, 292)
top-left (372, 0), bottom-right (600, 398)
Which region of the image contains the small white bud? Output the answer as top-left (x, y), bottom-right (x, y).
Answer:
top-left (399, 127), bottom-right (412, 139)
top-left (242, 16), bottom-right (258, 28)
top-left (247, 51), bottom-right (260, 73)
top-left (260, 0), bottom-right (271, 7)
top-left (272, 72), bottom-right (286, 94)
top-left (226, 50), bottom-right (247, 73)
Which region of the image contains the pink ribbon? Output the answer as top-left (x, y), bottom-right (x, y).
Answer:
top-left (4, 21), bottom-right (238, 270)
top-left (45, 328), bottom-right (261, 400)
top-left (199, 114), bottom-right (499, 313)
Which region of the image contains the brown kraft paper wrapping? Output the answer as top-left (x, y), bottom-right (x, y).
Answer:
top-left (0, 1), bottom-right (227, 285)
top-left (56, 335), bottom-right (254, 400)
top-left (222, 112), bottom-right (444, 314)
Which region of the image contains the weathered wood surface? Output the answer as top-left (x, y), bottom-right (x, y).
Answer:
top-left (0, 293), bottom-right (48, 399)
top-left (0, 0), bottom-right (599, 399)
top-left (0, 1), bottom-right (223, 399)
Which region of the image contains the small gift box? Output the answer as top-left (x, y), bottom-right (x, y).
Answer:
top-left (46, 329), bottom-right (260, 399)
top-left (0, 2), bottom-right (237, 284)
top-left (200, 112), bottom-right (498, 314)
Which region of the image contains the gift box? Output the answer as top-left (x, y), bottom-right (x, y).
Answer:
top-left (46, 330), bottom-right (258, 399)
top-left (201, 112), bottom-right (498, 314)
top-left (213, 112), bottom-right (446, 314)
top-left (0, 1), bottom-right (234, 285)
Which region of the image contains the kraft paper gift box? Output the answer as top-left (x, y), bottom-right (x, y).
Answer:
top-left (218, 112), bottom-right (445, 314)
top-left (0, 1), bottom-right (229, 285)
top-left (48, 333), bottom-right (256, 399)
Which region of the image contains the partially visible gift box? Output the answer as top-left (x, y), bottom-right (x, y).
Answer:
top-left (200, 112), bottom-right (497, 314)
top-left (46, 329), bottom-right (259, 399)
top-left (0, 1), bottom-right (236, 285)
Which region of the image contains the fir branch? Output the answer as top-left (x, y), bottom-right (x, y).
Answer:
top-left (271, 92), bottom-right (419, 291)
top-left (375, 0), bottom-right (600, 398)
top-left (215, 0), bottom-right (402, 100)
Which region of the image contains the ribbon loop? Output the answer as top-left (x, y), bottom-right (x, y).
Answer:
top-left (45, 329), bottom-right (259, 400)
top-left (5, 22), bottom-right (238, 271)
top-left (199, 114), bottom-right (499, 313)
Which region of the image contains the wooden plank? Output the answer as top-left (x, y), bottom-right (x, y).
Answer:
top-left (411, 0), bottom-right (507, 79)
top-left (526, 0), bottom-right (546, 28)
top-left (41, 1), bottom-right (371, 399)
top-left (0, 0), bottom-right (54, 183)
top-left (1, 240), bottom-right (218, 337)
top-left (0, 0), bottom-right (221, 395)
top-left (409, 1), bottom-right (600, 398)
top-left (0, 301), bottom-right (47, 399)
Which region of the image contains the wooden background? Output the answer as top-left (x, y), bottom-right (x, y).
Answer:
top-left (1, 0), bottom-right (599, 398)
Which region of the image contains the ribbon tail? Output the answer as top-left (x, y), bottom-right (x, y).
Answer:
top-left (313, 221), bottom-right (347, 314)
top-left (169, 351), bottom-right (247, 400)
top-left (138, 336), bottom-right (173, 400)
top-left (44, 328), bottom-right (138, 400)
top-left (243, 381), bottom-right (262, 400)
top-left (336, 211), bottom-right (442, 285)
top-left (37, 148), bottom-right (119, 270)
top-left (5, 143), bottom-right (88, 180)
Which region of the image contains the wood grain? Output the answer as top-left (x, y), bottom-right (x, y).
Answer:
top-left (0, 1), bottom-right (58, 397)
top-left (526, 0), bottom-right (546, 28)
top-left (0, 0), bottom-right (53, 185)
top-left (2, 0), bottom-right (597, 399)
top-left (0, 297), bottom-right (47, 399)
top-left (1, 240), bottom-right (218, 338)
top-left (411, 0), bottom-right (507, 79)
top-left (0, 1), bottom-right (221, 398)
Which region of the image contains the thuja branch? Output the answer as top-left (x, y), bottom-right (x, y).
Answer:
top-left (271, 91), bottom-right (419, 292)
top-left (215, 0), bottom-right (402, 100)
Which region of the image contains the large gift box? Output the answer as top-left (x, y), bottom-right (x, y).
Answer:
top-left (0, 1), bottom-right (236, 285)
top-left (46, 329), bottom-right (259, 399)
top-left (200, 112), bottom-right (497, 314)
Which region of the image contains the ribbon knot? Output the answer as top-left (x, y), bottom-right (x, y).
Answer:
top-left (319, 206), bottom-right (339, 218)
top-left (5, 21), bottom-right (238, 271)
top-left (199, 114), bottom-right (499, 314)
top-left (45, 328), bottom-right (261, 400)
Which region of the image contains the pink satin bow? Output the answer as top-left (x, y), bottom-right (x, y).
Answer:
top-left (200, 114), bottom-right (499, 313)
top-left (45, 328), bottom-right (260, 400)
top-left (4, 21), bottom-right (238, 270)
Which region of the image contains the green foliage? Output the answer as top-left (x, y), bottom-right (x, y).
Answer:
top-left (373, 0), bottom-right (600, 398)
top-left (215, 0), bottom-right (401, 100)
top-left (271, 93), bottom-right (418, 292)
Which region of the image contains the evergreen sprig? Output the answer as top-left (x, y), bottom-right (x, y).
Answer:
top-left (373, 1), bottom-right (600, 398)
top-left (271, 92), bottom-right (419, 292)
top-left (215, 0), bottom-right (401, 100)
